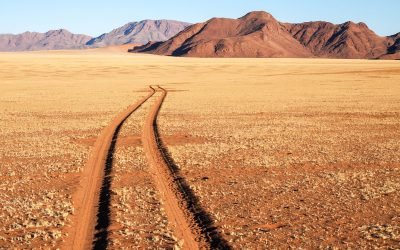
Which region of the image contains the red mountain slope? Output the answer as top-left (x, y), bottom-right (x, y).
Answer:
top-left (285, 21), bottom-right (391, 59)
top-left (134, 11), bottom-right (400, 59)
top-left (135, 11), bottom-right (312, 58)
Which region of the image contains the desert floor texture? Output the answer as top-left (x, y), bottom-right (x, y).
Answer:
top-left (0, 48), bottom-right (399, 249)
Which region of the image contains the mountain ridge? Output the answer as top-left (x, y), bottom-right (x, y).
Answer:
top-left (1, 12), bottom-right (398, 59)
top-left (86, 19), bottom-right (191, 47)
top-left (0, 29), bottom-right (92, 51)
top-left (285, 20), bottom-right (391, 58)
top-left (0, 19), bottom-right (190, 52)
top-left (133, 11), bottom-right (400, 59)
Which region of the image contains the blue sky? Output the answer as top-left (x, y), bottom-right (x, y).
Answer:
top-left (1, 0), bottom-right (399, 36)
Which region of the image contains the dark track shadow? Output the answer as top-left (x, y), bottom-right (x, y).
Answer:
top-left (154, 87), bottom-right (232, 250)
top-left (92, 121), bottom-right (124, 249)
top-left (89, 87), bottom-right (155, 250)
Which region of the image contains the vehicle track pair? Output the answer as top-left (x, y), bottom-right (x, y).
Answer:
top-left (65, 86), bottom-right (230, 250)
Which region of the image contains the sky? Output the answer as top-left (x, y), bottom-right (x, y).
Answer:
top-left (1, 0), bottom-right (399, 37)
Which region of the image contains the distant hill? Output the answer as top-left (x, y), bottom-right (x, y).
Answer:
top-left (134, 11), bottom-right (400, 59)
top-left (0, 29), bottom-right (91, 52)
top-left (86, 20), bottom-right (191, 47)
top-left (285, 21), bottom-right (391, 59)
top-left (0, 20), bottom-right (190, 52)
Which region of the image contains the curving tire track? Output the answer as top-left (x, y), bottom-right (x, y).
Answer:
top-left (67, 87), bottom-right (155, 250)
top-left (142, 86), bottom-right (231, 250)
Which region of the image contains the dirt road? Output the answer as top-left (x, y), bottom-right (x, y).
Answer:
top-left (66, 86), bottom-right (229, 249)
top-left (66, 87), bottom-right (155, 250)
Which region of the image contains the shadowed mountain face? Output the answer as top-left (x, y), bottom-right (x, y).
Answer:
top-left (0, 29), bottom-right (92, 51)
top-left (86, 20), bottom-right (191, 47)
top-left (388, 33), bottom-right (400, 52)
top-left (134, 11), bottom-right (400, 59)
top-left (379, 33), bottom-right (400, 60)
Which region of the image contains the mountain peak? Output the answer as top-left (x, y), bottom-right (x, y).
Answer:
top-left (341, 21), bottom-right (368, 29)
top-left (86, 19), bottom-right (191, 47)
top-left (46, 29), bottom-right (71, 35)
top-left (357, 22), bottom-right (369, 28)
top-left (241, 11), bottom-right (274, 20)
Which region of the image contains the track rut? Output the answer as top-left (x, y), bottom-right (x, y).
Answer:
top-left (67, 87), bottom-right (155, 250)
top-left (142, 86), bottom-right (231, 249)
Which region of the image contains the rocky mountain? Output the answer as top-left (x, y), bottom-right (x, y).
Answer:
top-left (134, 12), bottom-right (311, 58)
top-left (285, 21), bottom-right (391, 59)
top-left (134, 11), bottom-right (400, 59)
top-left (86, 20), bottom-right (191, 47)
top-left (0, 29), bottom-right (92, 51)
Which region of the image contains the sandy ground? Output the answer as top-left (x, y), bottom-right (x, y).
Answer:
top-left (0, 49), bottom-right (399, 249)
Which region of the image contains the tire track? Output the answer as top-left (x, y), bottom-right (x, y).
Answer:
top-left (68, 87), bottom-right (155, 250)
top-left (142, 86), bottom-right (231, 249)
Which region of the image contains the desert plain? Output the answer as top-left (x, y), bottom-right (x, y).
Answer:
top-left (0, 48), bottom-right (399, 249)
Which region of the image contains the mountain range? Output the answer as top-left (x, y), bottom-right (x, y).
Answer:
top-left (0, 20), bottom-right (190, 52)
top-left (1, 11), bottom-right (399, 59)
top-left (0, 29), bottom-right (91, 51)
top-left (134, 11), bottom-right (400, 59)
